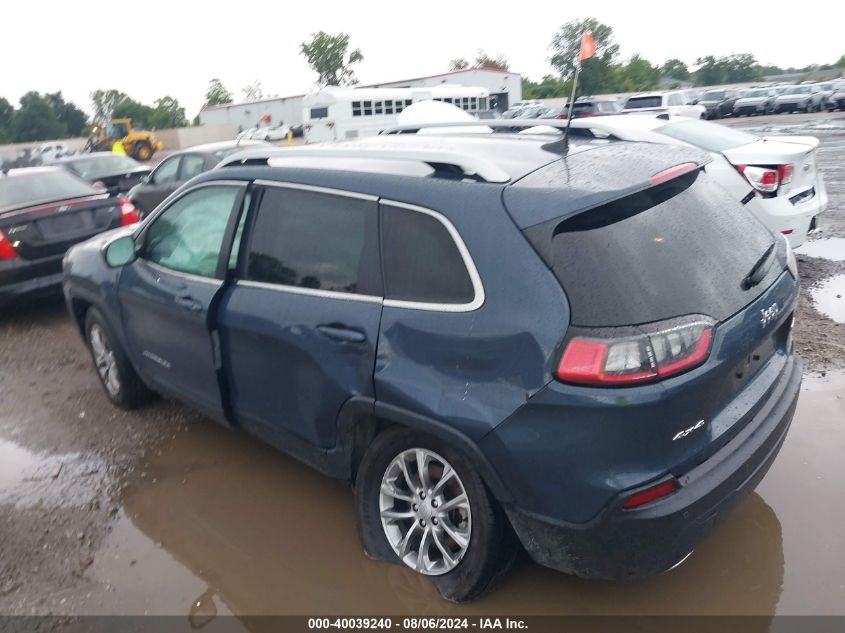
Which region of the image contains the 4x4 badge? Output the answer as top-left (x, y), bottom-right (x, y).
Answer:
top-left (673, 419), bottom-right (705, 441)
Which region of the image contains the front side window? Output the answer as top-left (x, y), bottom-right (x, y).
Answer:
top-left (381, 204), bottom-right (475, 305)
top-left (144, 186), bottom-right (240, 277)
top-left (246, 187), bottom-right (379, 295)
top-left (153, 157), bottom-right (181, 184)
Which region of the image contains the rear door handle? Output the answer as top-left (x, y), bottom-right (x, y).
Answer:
top-left (316, 324), bottom-right (366, 343)
top-left (175, 295), bottom-right (203, 312)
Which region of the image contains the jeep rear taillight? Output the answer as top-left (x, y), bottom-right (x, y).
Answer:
top-left (0, 228), bottom-right (18, 260)
top-left (555, 315), bottom-right (715, 386)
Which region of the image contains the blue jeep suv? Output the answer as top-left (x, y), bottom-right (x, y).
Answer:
top-left (62, 128), bottom-right (802, 601)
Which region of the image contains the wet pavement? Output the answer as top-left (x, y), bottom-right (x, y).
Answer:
top-left (1, 113), bottom-right (845, 620)
top-left (810, 274), bottom-right (845, 323)
top-left (64, 372), bottom-right (845, 616)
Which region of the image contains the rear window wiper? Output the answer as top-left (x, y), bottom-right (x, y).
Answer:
top-left (743, 242), bottom-right (776, 289)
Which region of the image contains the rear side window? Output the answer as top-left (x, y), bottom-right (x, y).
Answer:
top-left (523, 171), bottom-right (780, 326)
top-left (381, 204), bottom-right (475, 305)
top-left (246, 187), bottom-right (380, 296)
top-left (625, 96), bottom-right (662, 109)
top-left (180, 154), bottom-right (206, 180)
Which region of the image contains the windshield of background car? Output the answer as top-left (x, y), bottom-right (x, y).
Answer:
top-left (784, 86), bottom-right (810, 95)
top-left (702, 91), bottom-right (725, 100)
top-left (625, 96), bottom-right (662, 109)
top-left (571, 103), bottom-right (594, 114)
top-left (64, 155), bottom-right (140, 180)
top-left (744, 90), bottom-right (768, 98)
top-left (0, 170), bottom-right (97, 210)
top-left (657, 119), bottom-right (758, 152)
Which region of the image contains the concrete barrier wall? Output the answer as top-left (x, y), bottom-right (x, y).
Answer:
top-left (0, 123), bottom-right (238, 162)
top-left (0, 137), bottom-right (87, 162)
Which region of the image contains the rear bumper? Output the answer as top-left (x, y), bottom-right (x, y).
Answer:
top-left (505, 353), bottom-right (802, 580)
top-left (0, 257), bottom-right (64, 306)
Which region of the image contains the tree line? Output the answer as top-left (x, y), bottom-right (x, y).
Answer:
top-left (521, 18), bottom-right (844, 99)
top-left (0, 89), bottom-right (192, 144)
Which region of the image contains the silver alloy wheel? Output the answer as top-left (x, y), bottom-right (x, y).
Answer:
top-left (379, 448), bottom-right (472, 576)
top-left (89, 324), bottom-right (120, 397)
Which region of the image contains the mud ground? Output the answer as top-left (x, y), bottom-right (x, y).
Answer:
top-left (1, 113), bottom-right (844, 620)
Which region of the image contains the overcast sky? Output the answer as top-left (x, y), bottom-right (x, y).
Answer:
top-left (4, 1), bottom-right (841, 117)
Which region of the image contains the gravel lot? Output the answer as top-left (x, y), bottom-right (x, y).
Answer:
top-left (1, 114), bottom-right (844, 620)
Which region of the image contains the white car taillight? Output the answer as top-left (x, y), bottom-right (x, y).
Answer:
top-left (737, 165), bottom-right (779, 192)
top-left (736, 163), bottom-right (793, 194)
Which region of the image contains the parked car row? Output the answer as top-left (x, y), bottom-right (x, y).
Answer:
top-left (502, 79), bottom-right (845, 122)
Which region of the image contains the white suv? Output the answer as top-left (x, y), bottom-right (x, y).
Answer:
top-left (622, 91), bottom-right (706, 119)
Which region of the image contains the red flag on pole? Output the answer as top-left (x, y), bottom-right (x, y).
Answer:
top-left (579, 31), bottom-right (596, 61)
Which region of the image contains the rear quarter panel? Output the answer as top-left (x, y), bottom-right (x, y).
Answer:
top-left (373, 181), bottom-right (569, 441)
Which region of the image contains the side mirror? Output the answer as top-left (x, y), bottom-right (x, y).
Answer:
top-left (104, 236), bottom-right (137, 268)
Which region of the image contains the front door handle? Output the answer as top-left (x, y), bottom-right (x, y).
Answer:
top-left (175, 295), bottom-right (202, 312)
top-left (316, 324), bottom-right (366, 343)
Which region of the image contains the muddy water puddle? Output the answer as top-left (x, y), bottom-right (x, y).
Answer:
top-left (809, 274), bottom-right (845, 323)
top-left (796, 238), bottom-right (845, 261)
top-left (0, 437), bottom-right (108, 508)
top-left (70, 372), bottom-right (845, 618)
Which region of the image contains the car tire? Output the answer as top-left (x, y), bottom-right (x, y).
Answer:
top-left (355, 427), bottom-right (518, 602)
top-left (85, 307), bottom-right (153, 410)
top-left (133, 141), bottom-right (153, 161)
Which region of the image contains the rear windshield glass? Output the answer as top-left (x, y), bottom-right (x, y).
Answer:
top-left (524, 170), bottom-right (781, 326)
top-left (625, 96), bottom-right (662, 109)
top-left (0, 170), bottom-right (96, 210)
top-left (702, 91), bottom-right (726, 100)
top-left (62, 155), bottom-right (140, 180)
top-left (571, 103), bottom-right (594, 114)
top-left (656, 120), bottom-right (757, 152)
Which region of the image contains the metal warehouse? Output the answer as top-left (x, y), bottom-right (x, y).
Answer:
top-left (198, 68), bottom-right (522, 129)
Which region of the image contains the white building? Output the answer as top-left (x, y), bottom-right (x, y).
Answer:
top-left (360, 68), bottom-right (522, 112)
top-left (198, 68), bottom-right (522, 129)
top-left (199, 95), bottom-right (305, 131)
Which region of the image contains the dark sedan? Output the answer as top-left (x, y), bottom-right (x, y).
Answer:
top-left (55, 153), bottom-right (151, 197)
top-left (697, 89), bottom-right (742, 119)
top-left (127, 140), bottom-right (270, 217)
top-left (0, 167), bottom-right (139, 306)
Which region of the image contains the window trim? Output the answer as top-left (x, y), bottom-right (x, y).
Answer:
top-left (380, 199), bottom-right (485, 313)
top-left (239, 183), bottom-right (484, 312)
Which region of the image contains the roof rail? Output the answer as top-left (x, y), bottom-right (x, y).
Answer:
top-left (215, 144), bottom-right (511, 183)
top-left (379, 119), bottom-right (576, 135)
